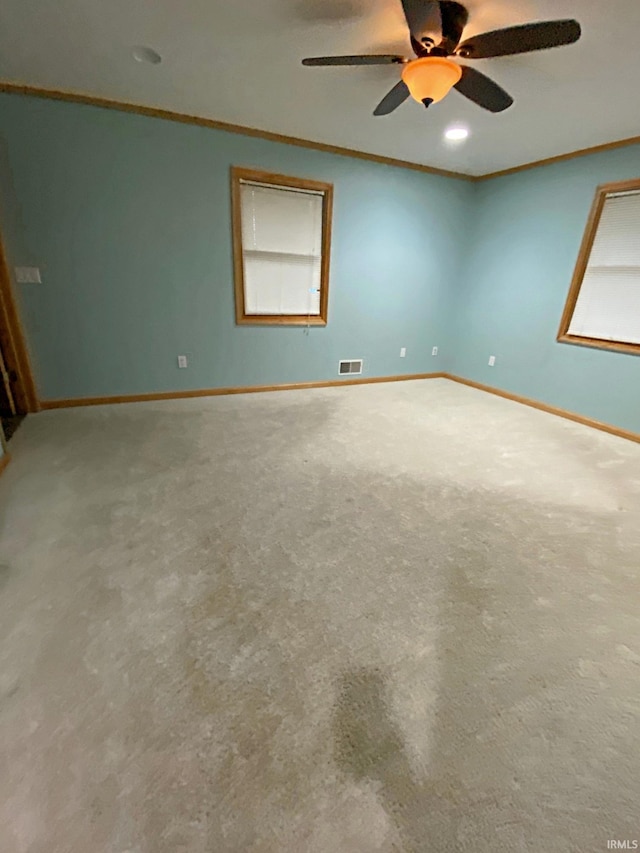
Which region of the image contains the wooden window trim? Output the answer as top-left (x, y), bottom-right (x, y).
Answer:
top-left (557, 177), bottom-right (640, 356)
top-left (231, 166), bottom-right (333, 326)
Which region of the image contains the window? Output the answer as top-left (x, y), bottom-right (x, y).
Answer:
top-left (231, 167), bottom-right (333, 326)
top-left (558, 178), bottom-right (640, 355)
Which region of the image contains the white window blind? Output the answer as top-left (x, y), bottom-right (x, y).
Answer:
top-left (240, 181), bottom-right (323, 316)
top-left (568, 191), bottom-right (640, 345)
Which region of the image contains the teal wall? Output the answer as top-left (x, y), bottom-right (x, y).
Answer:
top-left (450, 145), bottom-right (640, 435)
top-left (0, 94), bottom-right (472, 400)
top-left (1, 93), bottom-right (639, 434)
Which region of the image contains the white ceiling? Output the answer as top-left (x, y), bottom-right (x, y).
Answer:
top-left (1, 0), bottom-right (639, 176)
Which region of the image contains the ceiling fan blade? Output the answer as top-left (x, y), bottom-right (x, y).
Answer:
top-left (302, 55), bottom-right (405, 66)
top-left (400, 0), bottom-right (442, 46)
top-left (373, 80), bottom-right (410, 116)
top-left (454, 66), bottom-right (513, 112)
top-left (439, 1), bottom-right (469, 52)
top-left (457, 19), bottom-right (581, 59)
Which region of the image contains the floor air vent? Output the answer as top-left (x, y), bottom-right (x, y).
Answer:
top-left (339, 359), bottom-right (363, 376)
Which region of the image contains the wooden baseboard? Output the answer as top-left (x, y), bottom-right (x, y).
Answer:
top-left (37, 372), bottom-right (639, 445)
top-left (444, 374), bottom-right (640, 445)
top-left (0, 452), bottom-right (10, 477)
top-left (39, 372), bottom-right (446, 409)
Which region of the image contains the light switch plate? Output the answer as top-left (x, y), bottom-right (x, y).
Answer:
top-left (15, 266), bottom-right (42, 284)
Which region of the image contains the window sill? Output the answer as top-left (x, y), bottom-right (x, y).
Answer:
top-left (557, 334), bottom-right (640, 357)
top-left (244, 249), bottom-right (321, 260)
top-left (236, 315), bottom-right (327, 327)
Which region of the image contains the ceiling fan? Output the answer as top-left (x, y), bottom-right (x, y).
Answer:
top-left (302, 1), bottom-right (581, 115)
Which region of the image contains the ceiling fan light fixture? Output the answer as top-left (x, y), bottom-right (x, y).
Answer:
top-left (401, 57), bottom-right (462, 107)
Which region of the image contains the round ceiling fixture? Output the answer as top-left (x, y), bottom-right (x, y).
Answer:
top-left (132, 46), bottom-right (162, 65)
top-left (444, 126), bottom-right (469, 141)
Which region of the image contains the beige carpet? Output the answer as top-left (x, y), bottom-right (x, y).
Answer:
top-left (1, 379), bottom-right (639, 853)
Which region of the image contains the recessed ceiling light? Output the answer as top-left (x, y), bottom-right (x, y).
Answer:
top-left (132, 46), bottom-right (162, 65)
top-left (444, 126), bottom-right (469, 142)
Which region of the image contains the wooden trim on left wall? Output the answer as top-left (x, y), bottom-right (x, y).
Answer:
top-left (39, 372), bottom-right (446, 409)
top-left (0, 452), bottom-right (10, 477)
top-left (0, 235), bottom-right (39, 412)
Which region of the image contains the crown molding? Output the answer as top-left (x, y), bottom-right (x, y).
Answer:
top-left (477, 135), bottom-right (640, 181)
top-left (1, 82), bottom-right (640, 182)
top-left (0, 82), bottom-right (469, 181)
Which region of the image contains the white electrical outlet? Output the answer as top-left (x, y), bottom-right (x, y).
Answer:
top-left (15, 266), bottom-right (42, 284)
top-left (432, 346), bottom-right (438, 356)
top-left (400, 347), bottom-right (407, 358)
top-left (177, 355), bottom-right (188, 369)
top-left (488, 356), bottom-right (496, 367)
